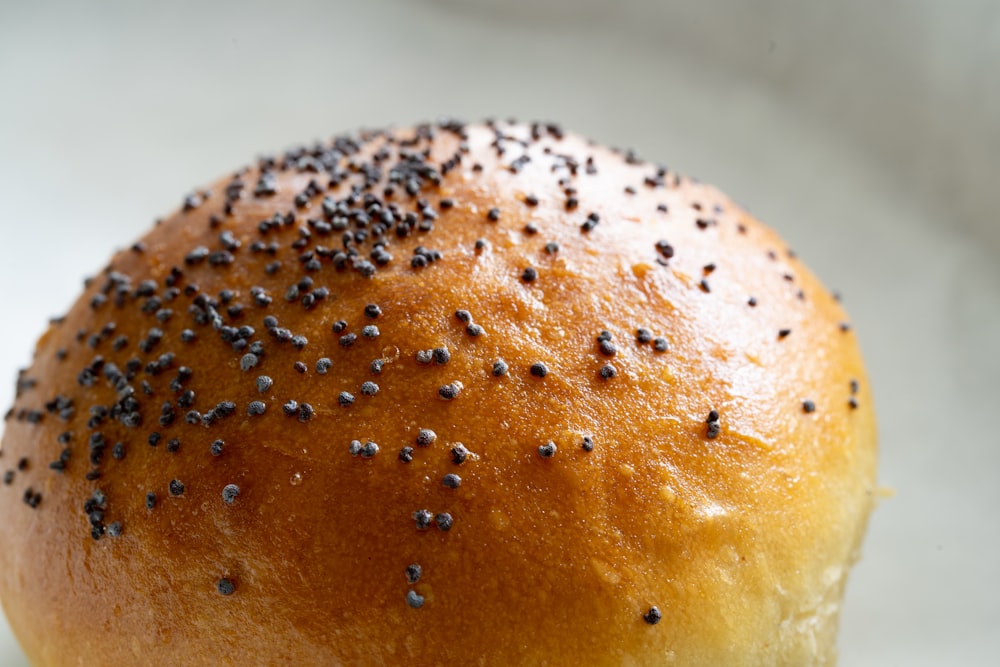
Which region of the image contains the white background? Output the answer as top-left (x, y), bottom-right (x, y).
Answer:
top-left (1, 1), bottom-right (998, 664)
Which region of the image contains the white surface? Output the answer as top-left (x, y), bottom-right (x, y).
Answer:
top-left (1, 1), bottom-right (998, 665)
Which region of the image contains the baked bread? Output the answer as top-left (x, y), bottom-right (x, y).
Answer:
top-left (0, 120), bottom-right (877, 666)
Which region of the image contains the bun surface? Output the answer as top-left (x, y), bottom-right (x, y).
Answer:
top-left (0, 121), bottom-right (876, 666)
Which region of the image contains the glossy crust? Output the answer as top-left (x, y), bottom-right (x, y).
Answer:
top-left (0, 122), bottom-right (876, 666)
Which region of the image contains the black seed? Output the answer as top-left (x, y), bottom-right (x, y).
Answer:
top-left (145, 492), bottom-right (157, 510)
top-left (364, 303), bottom-right (382, 318)
top-left (643, 606), bottom-right (662, 625)
top-left (332, 320), bottom-right (348, 333)
top-left (247, 400), bottom-right (266, 416)
top-left (361, 325), bottom-right (380, 339)
top-left (413, 509), bottom-right (433, 530)
top-left (530, 362), bottom-right (548, 378)
top-left (399, 446), bottom-right (414, 463)
top-left (222, 484), bottom-right (240, 504)
top-left (778, 329), bottom-right (792, 339)
top-left (466, 323), bottom-right (484, 337)
top-left (415, 349), bottom-right (433, 365)
top-left (107, 522), bottom-right (123, 538)
top-left (450, 443), bottom-right (469, 465)
top-left (848, 397), bottom-right (859, 410)
top-left (802, 400), bottom-right (816, 414)
top-left (211, 440), bottom-right (224, 456)
top-left (256, 376), bottom-right (273, 393)
top-left (521, 266), bottom-right (538, 283)
top-left (406, 590), bottom-right (425, 609)
top-left (283, 399), bottom-right (299, 416)
top-left (538, 441), bottom-right (557, 458)
top-left (599, 364), bottom-right (617, 380)
top-left (455, 309), bottom-right (472, 324)
top-left (316, 358), bottom-right (332, 374)
top-left (169, 479), bottom-right (185, 496)
top-left (439, 383), bottom-right (461, 400)
top-left (487, 207), bottom-right (500, 222)
top-left (360, 381), bottom-right (379, 396)
top-left (442, 473), bottom-right (462, 489)
top-left (599, 339), bottom-right (617, 356)
top-left (581, 436), bottom-right (594, 452)
top-left (240, 353), bottom-right (259, 372)
top-left (294, 361), bottom-right (307, 374)
top-left (339, 333), bottom-right (357, 347)
top-left (653, 337), bottom-right (669, 352)
top-left (492, 359), bottom-right (509, 376)
top-left (544, 242), bottom-right (560, 254)
top-left (432, 347), bottom-right (450, 364)
top-left (217, 578), bottom-right (236, 596)
top-left (338, 392), bottom-right (355, 406)
top-left (406, 563), bottom-right (422, 584)
top-left (298, 403), bottom-right (314, 422)
top-left (435, 513), bottom-right (453, 531)
top-left (636, 328), bottom-right (653, 344)
top-left (416, 429), bottom-right (437, 446)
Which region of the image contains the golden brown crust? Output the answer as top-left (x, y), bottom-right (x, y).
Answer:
top-left (0, 122), bottom-right (876, 666)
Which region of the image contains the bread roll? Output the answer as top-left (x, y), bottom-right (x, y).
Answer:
top-left (0, 120), bottom-right (877, 666)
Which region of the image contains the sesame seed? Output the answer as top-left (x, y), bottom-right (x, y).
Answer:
top-left (643, 606), bottom-right (662, 625)
top-left (538, 441), bottom-right (557, 458)
top-left (416, 429), bottom-right (437, 446)
top-left (406, 590), bottom-right (425, 609)
top-left (169, 479), bottom-right (185, 496)
top-left (435, 513), bottom-right (453, 531)
top-left (222, 484), bottom-right (240, 504)
top-left (406, 563), bottom-right (422, 584)
top-left (530, 362), bottom-right (548, 378)
top-left (442, 473), bottom-right (462, 489)
top-left (217, 578), bottom-right (236, 596)
top-left (492, 359), bottom-right (509, 376)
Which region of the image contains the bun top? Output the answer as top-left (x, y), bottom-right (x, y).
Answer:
top-left (0, 120), bottom-right (876, 666)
